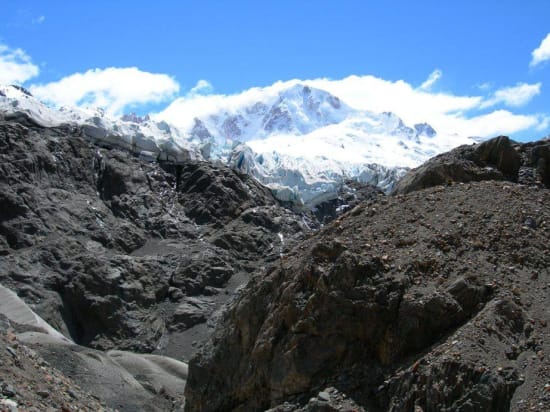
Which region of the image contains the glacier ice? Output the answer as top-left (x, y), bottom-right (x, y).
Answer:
top-left (1, 82), bottom-right (475, 205)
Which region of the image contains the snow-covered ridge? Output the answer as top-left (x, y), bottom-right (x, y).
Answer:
top-left (1, 83), bottom-right (475, 205)
top-left (0, 84), bottom-right (198, 163)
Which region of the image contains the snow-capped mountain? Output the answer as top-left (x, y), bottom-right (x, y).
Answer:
top-left (156, 83), bottom-right (475, 203)
top-left (1, 82), bottom-right (475, 205)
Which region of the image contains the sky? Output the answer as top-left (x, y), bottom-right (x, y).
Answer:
top-left (1, 0), bottom-right (550, 141)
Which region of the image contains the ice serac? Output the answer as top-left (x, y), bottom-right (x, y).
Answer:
top-left (178, 83), bottom-right (473, 204)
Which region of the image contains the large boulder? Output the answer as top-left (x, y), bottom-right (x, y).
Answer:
top-left (393, 136), bottom-right (522, 194)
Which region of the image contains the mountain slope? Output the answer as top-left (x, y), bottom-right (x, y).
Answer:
top-left (184, 139), bottom-right (550, 411)
top-left (0, 115), bottom-right (317, 410)
top-left (157, 83), bottom-right (475, 202)
top-left (0, 84), bottom-right (197, 163)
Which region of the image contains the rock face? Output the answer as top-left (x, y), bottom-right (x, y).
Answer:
top-left (0, 116), bottom-right (315, 360)
top-left (392, 136), bottom-right (550, 194)
top-left (185, 179), bottom-right (549, 411)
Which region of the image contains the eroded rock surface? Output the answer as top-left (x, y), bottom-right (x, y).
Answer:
top-left (2, 118), bottom-right (549, 412)
top-left (0, 117), bottom-right (315, 360)
top-left (185, 180), bottom-right (549, 411)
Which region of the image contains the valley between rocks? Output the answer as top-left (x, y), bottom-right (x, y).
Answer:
top-left (0, 116), bottom-right (549, 411)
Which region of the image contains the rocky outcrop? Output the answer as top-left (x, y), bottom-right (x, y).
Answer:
top-left (3, 114), bottom-right (550, 412)
top-left (0, 116), bottom-right (315, 360)
top-left (393, 136), bottom-right (519, 194)
top-left (393, 136), bottom-right (550, 195)
top-left (310, 180), bottom-right (384, 225)
top-left (185, 180), bottom-right (550, 411)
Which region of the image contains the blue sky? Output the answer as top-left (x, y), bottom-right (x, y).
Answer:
top-left (1, 0), bottom-right (550, 141)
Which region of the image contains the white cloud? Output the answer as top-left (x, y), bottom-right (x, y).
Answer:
top-left (535, 116), bottom-right (550, 132)
top-left (156, 79), bottom-right (304, 130)
top-left (308, 76), bottom-right (545, 138)
top-left (305, 75), bottom-right (483, 125)
top-left (189, 79), bottom-right (213, 95)
top-left (30, 67), bottom-right (179, 115)
top-left (419, 69), bottom-right (442, 90)
top-left (156, 73), bottom-right (547, 139)
top-left (0, 44), bottom-right (40, 84)
top-left (481, 82), bottom-right (541, 108)
top-left (476, 82), bottom-right (493, 91)
top-left (33, 15), bottom-right (45, 24)
top-left (531, 33), bottom-right (550, 67)
top-left (441, 110), bottom-right (542, 138)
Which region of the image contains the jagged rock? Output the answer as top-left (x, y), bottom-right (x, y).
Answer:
top-left (185, 180), bottom-right (549, 412)
top-left (517, 137), bottom-right (550, 187)
top-left (393, 136), bottom-right (522, 194)
top-left (2, 114), bottom-right (549, 412)
top-left (311, 180), bottom-right (383, 224)
top-left (168, 297), bottom-right (215, 331)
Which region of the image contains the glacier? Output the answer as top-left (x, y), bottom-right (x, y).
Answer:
top-left (0, 84), bottom-right (199, 164)
top-left (0, 82), bottom-right (475, 205)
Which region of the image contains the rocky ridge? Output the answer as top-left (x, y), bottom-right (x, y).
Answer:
top-left (184, 137), bottom-right (550, 411)
top-left (393, 135), bottom-right (549, 194)
top-left (1, 83), bottom-right (473, 205)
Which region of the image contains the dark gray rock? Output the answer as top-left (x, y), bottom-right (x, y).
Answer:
top-left (393, 136), bottom-right (550, 195)
top-left (393, 136), bottom-right (522, 194)
top-left (2, 383), bottom-right (16, 397)
top-left (311, 181), bottom-right (383, 225)
top-left (0, 117), bottom-right (315, 357)
top-left (184, 179), bottom-right (550, 412)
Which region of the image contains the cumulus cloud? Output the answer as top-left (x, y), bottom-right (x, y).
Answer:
top-left (481, 82), bottom-right (541, 108)
top-left (419, 69), bottom-right (442, 91)
top-left (307, 76), bottom-right (544, 138)
top-left (0, 44), bottom-right (40, 84)
top-left (156, 73), bottom-right (547, 139)
top-left (30, 67), bottom-right (180, 115)
top-left (156, 79), bottom-right (304, 130)
top-left (530, 33), bottom-right (550, 67)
